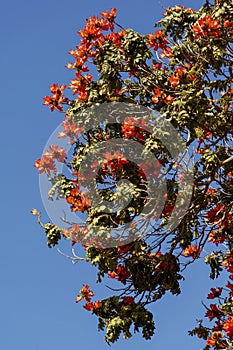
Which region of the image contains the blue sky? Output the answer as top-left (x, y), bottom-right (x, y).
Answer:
top-left (0, 0), bottom-right (224, 349)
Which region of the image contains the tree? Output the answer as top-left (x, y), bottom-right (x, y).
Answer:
top-left (32, 1), bottom-right (233, 348)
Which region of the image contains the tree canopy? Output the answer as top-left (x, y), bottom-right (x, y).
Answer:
top-left (33, 1), bottom-right (233, 348)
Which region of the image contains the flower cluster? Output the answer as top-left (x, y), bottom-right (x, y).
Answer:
top-left (205, 204), bottom-right (232, 229)
top-left (66, 186), bottom-right (92, 213)
top-left (193, 15), bottom-right (220, 40)
top-left (43, 84), bottom-right (68, 112)
top-left (34, 145), bottom-right (66, 176)
top-left (108, 264), bottom-right (131, 285)
top-left (148, 30), bottom-right (169, 51)
top-left (122, 296), bottom-right (135, 306)
top-left (152, 87), bottom-right (174, 104)
top-left (58, 117), bottom-right (84, 144)
top-left (121, 117), bottom-right (148, 142)
top-left (183, 245), bottom-right (200, 259)
top-left (103, 151), bottom-right (129, 172)
top-left (76, 285), bottom-right (101, 313)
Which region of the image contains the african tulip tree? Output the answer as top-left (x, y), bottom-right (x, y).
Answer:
top-left (33, 1), bottom-right (233, 348)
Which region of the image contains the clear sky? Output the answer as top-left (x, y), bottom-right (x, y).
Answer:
top-left (0, 0), bottom-right (224, 349)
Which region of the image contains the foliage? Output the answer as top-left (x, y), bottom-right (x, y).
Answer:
top-left (33, 1), bottom-right (233, 347)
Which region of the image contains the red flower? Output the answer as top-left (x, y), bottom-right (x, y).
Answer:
top-left (108, 271), bottom-right (117, 278)
top-left (93, 301), bottom-right (101, 309)
top-left (205, 304), bottom-right (224, 321)
top-left (226, 282), bottom-right (233, 290)
top-left (75, 295), bottom-right (83, 303)
top-left (224, 19), bottom-right (233, 34)
top-left (78, 25), bottom-right (102, 40)
top-left (161, 201), bottom-right (175, 217)
top-left (101, 8), bottom-right (117, 22)
top-left (106, 30), bottom-right (125, 47)
top-left (31, 208), bottom-right (40, 216)
top-left (76, 285), bottom-right (94, 304)
top-left (103, 151), bottom-right (129, 171)
top-left (152, 88), bottom-right (162, 104)
top-left (83, 300), bottom-right (101, 312)
top-left (122, 123), bottom-right (137, 138)
top-left (207, 288), bottom-right (223, 299)
top-left (34, 152), bottom-right (56, 176)
top-left (118, 245), bottom-right (130, 255)
top-left (223, 317), bottom-right (233, 338)
top-left (78, 91), bottom-right (89, 101)
top-left (164, 95), bottom-right (174, 103)
top-left (122, 296), bottom-right (135, 306)
top-left (67, 190), bottom-right (91, 213)
top-left (206, 337), bottom-right (216, 346)
top-left (66, 192), bottom-right (91, 213)
top-left (175, 67), bottom-right (183, 76)
top-left (122, 117), bottom-right (148, 140)
top-left (160, 47), bottom-right (172, 59)
top-left (83, 302), bottom-right (94, 311)
top-left (152, 62), bottom-right (162, 70)
top-left (148, 30), bottom-right (169, 51)
top-left (193, 15), bottom-right (220, 40)
top-left (206, 331), bottom-right (228, 347)
top-left (168, 74), bottom-right (180, 88)
top-left (208, 230), bottom-right (226, 246)
top-left (108, 265), bottom-right (130, 285)
top-left (43, 84), bottom-right (68, 112)
top-left (205, 204), bottom-right (232, 229)
top-left (49, 145), bottom-right (66, 162)
top-left (183, 245), bottom-right (200, 258)
top-left (58, 119), bottom-right (84, 144)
